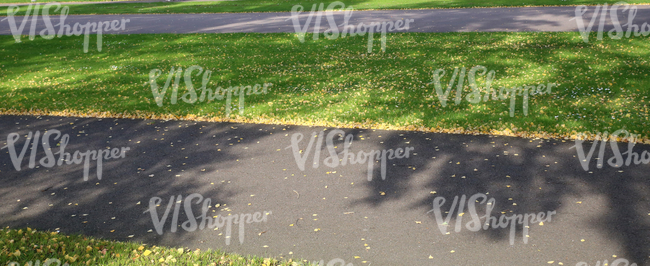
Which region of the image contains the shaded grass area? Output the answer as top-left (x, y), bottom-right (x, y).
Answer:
top-left (2, 0), bottom-right (650, 15)
top-left (0, 32), bottom-right (648, 141)
top-left (0, 227), bottom-right (316, 265)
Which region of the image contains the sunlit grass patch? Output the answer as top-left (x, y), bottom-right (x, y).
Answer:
top-left (0, 32), bottom-right (648, 142)
top-left (0, 227), bottom-right (317, 265)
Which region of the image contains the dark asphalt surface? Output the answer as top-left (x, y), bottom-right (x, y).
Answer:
top-left (0, 114), bottom-right (649, 265)
top-left (2, 5), bottom-right (650, 34)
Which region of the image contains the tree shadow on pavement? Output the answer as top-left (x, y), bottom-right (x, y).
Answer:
top-left (351, 127), bottom-right (650, 265)
top-left (0, 115), bottom-right (278, 249)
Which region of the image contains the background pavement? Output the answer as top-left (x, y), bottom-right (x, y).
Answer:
top-left (3, 5), bottom-right (650, 34)
top-left (0, 0), bottom-right (237, 7)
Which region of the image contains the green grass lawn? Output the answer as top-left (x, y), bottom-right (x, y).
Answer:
top-left (0, 227), bottom-right (316, 265)
top-left (2, 0), bottom-right (650, 15)
top-left (1, 32), bottom-right (649, 142)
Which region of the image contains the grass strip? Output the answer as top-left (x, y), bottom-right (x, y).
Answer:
top-left (0, 227), bottom-right (317, 265)
top-left (2, 0), bottom-right (650, 15)
top-left (0, 32), bottom-right (649, 142)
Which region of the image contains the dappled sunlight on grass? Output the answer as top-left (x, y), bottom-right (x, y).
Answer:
top-left (1, 32), bottom-right (649, 143)
top-left (0, 227), bottom-right (312, 265)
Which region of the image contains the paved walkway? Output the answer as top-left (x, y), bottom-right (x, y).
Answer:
top-left (0, 0), bottom-right (236, 7)
top-left (0, 114), bottom-right (649, 265)
top-left (2, 5), bottom-right (650, 34)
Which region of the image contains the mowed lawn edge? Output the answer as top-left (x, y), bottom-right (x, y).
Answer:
top-left (2, 0), bottom-right (650, 15)
top-left (1, 32), bottom-right (648, 143)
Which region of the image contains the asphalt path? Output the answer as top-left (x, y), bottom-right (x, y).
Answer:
top-left (0, 114), bottom-right (649, 265)
top-left (2, 5), bottom-right (650, 34)
top-left (0, 0), bottom-right (236, 7)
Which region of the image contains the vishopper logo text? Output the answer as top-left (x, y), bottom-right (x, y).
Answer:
top-left (148, 66), bottom-right (272, 117)
top-left (310, 258), bottom-right (354, 266)
top-left (8, 258), bottom-right (69, 266)
top-left (571, 129), bottom-right (649, 171)
top-left (430, 65), bottom-right (556, 117)
top-left (572, 1), bottom-right (650, 43)
top-left (576, 257), bottom-right (638, 266)
top-left (287, 129), bottom-right (414, 181)
top-left (3, 129), bottom-right (130, 181)
top-left (287, 1), bottom-right (414, 53)
top-left (427, 193), bottom-right (556, 245)
top-left (144, 193), bottom-right (271, 245)
top-left (2, 3), bottom-right (130, 53)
